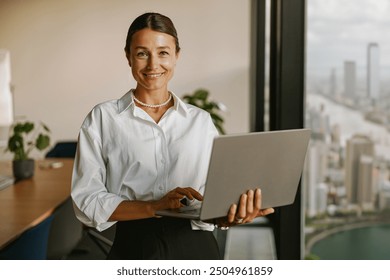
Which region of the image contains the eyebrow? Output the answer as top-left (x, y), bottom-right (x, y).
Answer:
top-left (134, 46), bottom-right (172, 50)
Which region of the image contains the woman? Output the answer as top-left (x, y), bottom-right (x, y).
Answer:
top-left (71, 12), bottom-right (274, 260)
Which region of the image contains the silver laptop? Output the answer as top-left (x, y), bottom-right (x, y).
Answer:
top-left (155, 128), bottom-right (311, 221)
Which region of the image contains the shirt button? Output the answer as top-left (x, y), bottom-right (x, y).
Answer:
top-left (159, 185), bottom-right (163, 190)
top-left (161, 158), bottom-right (165, 164)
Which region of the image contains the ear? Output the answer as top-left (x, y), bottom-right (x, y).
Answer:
top-left (125, 52), bottom-right (131, 67)
top-left (174, 50), bottom-right (180, 66)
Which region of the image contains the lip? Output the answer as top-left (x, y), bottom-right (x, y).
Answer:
top-left (143, 72), bottom-right (165, 78)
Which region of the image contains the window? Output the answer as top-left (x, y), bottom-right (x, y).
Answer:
top-left (304, 0), bottom-right (390, 259)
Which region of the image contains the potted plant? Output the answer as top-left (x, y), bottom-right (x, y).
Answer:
top-left (6, 121), bottom-right (51, 180)
top-left (182, 88), bottom-right (226, 135)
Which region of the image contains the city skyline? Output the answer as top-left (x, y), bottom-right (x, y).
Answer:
top-left (305, 2), bottom-right (390, 253)
top-left (307, 0), bottom-right (390, 78)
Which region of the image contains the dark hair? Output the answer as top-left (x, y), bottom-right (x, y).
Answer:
top-left (124, 12), bottom-right (180, 54)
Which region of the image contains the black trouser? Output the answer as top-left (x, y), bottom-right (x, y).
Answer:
top-left (107, 217), bottom-right (221, 260)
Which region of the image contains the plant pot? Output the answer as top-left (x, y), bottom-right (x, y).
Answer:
top-left (13, 159), bottom-right (35, 181)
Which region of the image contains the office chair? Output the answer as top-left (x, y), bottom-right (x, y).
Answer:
top-left (46, 141), bottom-right (115, 259)
top-left (0, 215), bottom-right (54, 260)
top-left (45, 141), bottom-right (84, 259)
top-left (46, 141), bottom-right (77, 158)
top-left (46, 197), bottom-right (84, 259)
top-left (85, 225), bottom-right (116, 257)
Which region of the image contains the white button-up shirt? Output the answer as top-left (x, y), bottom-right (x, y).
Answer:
top-left (71, 90), bottom-right (218, 231)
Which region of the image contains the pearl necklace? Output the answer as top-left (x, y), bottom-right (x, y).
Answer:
top-left (133, 93), bottom-right (173, 108)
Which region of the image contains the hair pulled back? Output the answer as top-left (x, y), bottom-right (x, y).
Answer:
top-left (124, 12), bottom-right (180, 54)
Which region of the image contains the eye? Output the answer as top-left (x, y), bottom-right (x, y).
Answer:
top-left (159, 51), bottom-right (170, 56)
top-left (136, 51), bottom-right (148, 58)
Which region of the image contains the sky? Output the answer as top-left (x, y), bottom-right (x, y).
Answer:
top-left (306, 0), bottom-right (390, 78)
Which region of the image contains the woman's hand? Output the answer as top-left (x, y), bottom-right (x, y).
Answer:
top-left (154, 187), bottom-right (203, 211)
top-left (109, 187), bottom-right (203, 221)
top-left (215, 188), bottom-right (274, 228)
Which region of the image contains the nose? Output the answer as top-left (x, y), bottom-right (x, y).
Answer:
top-left (147, 54), bottom-right (158, 70)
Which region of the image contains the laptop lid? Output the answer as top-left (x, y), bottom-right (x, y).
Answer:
top-left (156, 128), bottom-right (311, 221)
top-left (199, 128), bottom-right (310, 220)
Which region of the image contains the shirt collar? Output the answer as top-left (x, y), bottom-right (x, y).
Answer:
top-left (117, 89), bottom-right (134, 113)
top-left (117, 89), bottom-right (190, 117)
top-left (171, 92), bottom-right (190, 116)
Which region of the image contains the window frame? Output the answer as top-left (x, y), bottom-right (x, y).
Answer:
top-left (251, 0), bottom-right (306, 259)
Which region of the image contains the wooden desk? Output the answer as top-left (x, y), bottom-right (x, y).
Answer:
top-left (0, 159), bottom-right (73, 249)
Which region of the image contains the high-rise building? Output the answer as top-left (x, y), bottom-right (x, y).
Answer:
top-left (344, 61), bottom-right (356, 100)
top-left (345, 135), bottom-right (374, 207)
top-left (329, 68), bottom-right (337, 97)
top-left (358, 155), bottom-right (374, 210)
top-left (305, 141), bottom-right (328, 217)
top-left (317, 182), bottom-right (328, 214)
top-left (367, 43), bottom-right (380, 101)
top-left (378, 168), bottom-right (390, 210)
top-left (330, 124), bottom-right (341, 146)
top-left (307, 104), bottom-right (329, 141)
top-left (379, 181), bottom-right (390, 210)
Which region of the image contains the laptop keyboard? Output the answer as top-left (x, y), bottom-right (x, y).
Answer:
top-left (179, 204), bottom-right (201, 214)
top-left (0, 174), bottom-right (14, 191)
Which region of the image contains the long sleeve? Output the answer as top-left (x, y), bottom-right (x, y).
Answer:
top-left (71, 112), bottom-right (125, 231)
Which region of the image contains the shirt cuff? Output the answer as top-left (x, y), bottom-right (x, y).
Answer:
top-left (190, 220), bottom-right (216, 231)
top-left (93, 195), bottom-right (125, 231)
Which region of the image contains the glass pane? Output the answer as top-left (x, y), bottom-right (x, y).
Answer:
top-left (304, 0), bottom-right (390, 259)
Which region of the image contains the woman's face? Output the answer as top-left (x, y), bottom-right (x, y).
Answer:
top-left (127, 28), bottom-right (179, 93)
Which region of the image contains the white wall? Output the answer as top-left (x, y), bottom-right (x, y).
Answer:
top-left (0, 0), bottom-right (251, 158)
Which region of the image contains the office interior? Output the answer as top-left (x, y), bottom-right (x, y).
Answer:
top-left (1, 0), bottom-right (390, 260)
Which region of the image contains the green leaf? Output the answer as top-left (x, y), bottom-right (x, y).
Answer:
top-left (193, 89), bottom-right (209, 100)
top-left (13, 122), bottom-right (34, 134)
top-left (8, 134), bottom-right (24, 152)
top-left (8, 134), bottom-right (27, 160)
top-left (214, 123), bottom-right (226, 135)
top-left (189, 99), bottom-right (201, 107)
top-left (209, 101), bottom-right (220, 109)
top-left (23, 122), bottom-right (34, 133)
top-left (182, 88), bottom-right (225, 134)
top-left (203, 103), bottom-right (214, 111)
top-left (36, 134), bottom-right (50, 150)
top-left (41, 122), bottom-right (51, 132)
top-left (210, 112), bottom-right (224, 123)
top-left (13, 124), bottom-right (24, 134)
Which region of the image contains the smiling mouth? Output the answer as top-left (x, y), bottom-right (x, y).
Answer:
top-left (144, 73), bottom-right (164, 78)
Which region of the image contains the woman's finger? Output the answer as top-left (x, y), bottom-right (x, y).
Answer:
top-left (238, 193), bottom-right (247, 220)
top-left (254, 188), bottom-right (262, 211)
top-left (175, 187), bottom-right (203, 201)
top-left (186, 188), bottom-right (203, 201)
top-left (227, 204), bottom-right (237, 223)
top-left (243, 189), bottom-right (255, 223)
top-left (258, 208), bottom-right (275, 217)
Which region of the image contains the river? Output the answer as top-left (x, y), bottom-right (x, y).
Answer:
top-left (306, 93), bottom-right (390, 159)
top-left (310, 224), bottom-right (390, 259)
